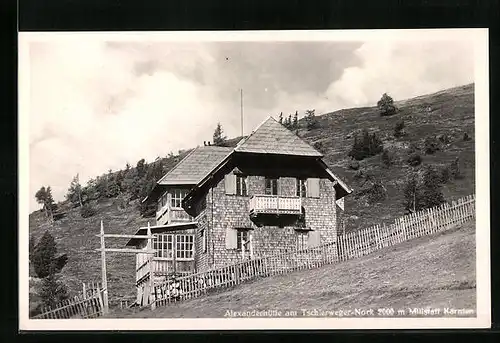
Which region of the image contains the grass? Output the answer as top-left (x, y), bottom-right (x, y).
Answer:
top-left (29, 83), bottom-right (475, 304)
top-left (29, 199), bottom-right (150, 303)
top-left (108, 220), bottom-right (475, 318)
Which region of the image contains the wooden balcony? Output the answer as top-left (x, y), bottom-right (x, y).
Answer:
top-left (156, 206), bottom-right (194, 226)
top-left (249, 195), bottom-right (302, 215)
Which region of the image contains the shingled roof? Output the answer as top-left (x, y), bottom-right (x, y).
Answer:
top-left (157, 146), bottom-right (233, 185)
top-left (234, 116), bottom-right (323, 157)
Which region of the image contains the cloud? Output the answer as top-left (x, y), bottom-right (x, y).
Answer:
top-left (27, 37), bottom-right (475, 212)
top-left (324, 40), bottom-right (474, 108)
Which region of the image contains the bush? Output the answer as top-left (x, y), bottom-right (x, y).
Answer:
top-left (38, 275), bottom-right (69, 309)
top-left (424, 136), bottom-right (440, 154)
top-left (377, 93), bottom-right (398, 116)
top-left (381, 149), bottom-right (394, 167)
top-left (353, 169), bottom-right (365, 180)
top-left (450, 157), bottom-right (463, 179)
top-left (305, 109), bottom-right (318, 129)
top-left (407, 142), bottom-right (419, 154)
top-left (437, 134), bottom-right (452, 145)
top-left (348, 160), bottom-right (360, 170)
top-left (407, 153), bottom-right (422, 167)
top-left (402, 166), bottom-right (445, 213)
top-left (367, 181), bottom-right (387, 203)
top-left (420, 165), bottom-right (445, 209)
top-left (463, 132), bottom-right (471, 141)
top-left (31, 231), bottom-right (68, 279)
top-left (313, 140), bottom-right (326, 153)
top-left (80, 203), bottom-right (97, 218)
top-left (438, 164), bottom-right (452, 184)
top-left (403, 173), bottom-right (421, 213)
top-left (348, 129), bottom-right (384, 161)
top-left (393, 120), bottom-right (405, 138)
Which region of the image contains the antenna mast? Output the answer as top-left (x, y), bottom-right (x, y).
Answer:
top-left (240, 88), bottom-right (243, 137)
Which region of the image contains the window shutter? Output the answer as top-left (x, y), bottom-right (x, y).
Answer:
top-left (225, 227), bottom-right (237, 249)
top-left (336, 197), bottom-right (344, 211)
top-left (307, 178), bottom-right (320, 198)
top-left (224, 174), bottom-right (236, 195)
top-left (308, 231), bottom-right (321, 248)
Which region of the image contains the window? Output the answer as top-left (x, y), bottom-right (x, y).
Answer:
top-left (171, 189), bottom-right (188, 208)
top-left (200, 229), bottom-right (207, 253)
top-left (153, 234), bottom-right (194, 259)
top-left (296, 178), bottom-right (307, 197)
top-left (236, 229), bottom-right (250, 253)
top-left (176, 234), bottom-right (194, 259)
top-left (153, 234), bottom-right (174, 259)
top-left (265, 177), bottom-right (278, 195)
top-left (296, 231), bottom-right (308, 250)
top-left (236, 175), bottom-right (248, 196)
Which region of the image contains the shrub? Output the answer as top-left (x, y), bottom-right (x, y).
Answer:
top-left (80, 203), bottom-right (97, 218)
top-left (377, 93), bottom-right (398, 116)
top-left (407, 153), bottom-right (422, 166)
top-left (437, 134), bottom-right (452, 145)
top-left (38, 274), bottom-right (69, 309)
top-left (420, 165), bottom-right (445, 209)
top-left (31, 231), bottom-right (68, 279)
top-left (381, 149), bottom-right (394, 167)
top-left (305, 109), bottom-right (318, 129)
top-left (313, 141), bottom-right (326, 153)
top-left (393, 120), bottom-right (405, 138)
top-left (348, 160), bottom-right (360, 170)
top-left (424, 136), bottom-right (440, 154)
top-left (403, 173), bottom-right (421, 213)
top-left (348, 129), bottom-right (384, 161)
top-left (407, 142), bottom-right (419, 154)
top-left (403, 166), bottom-right (445, 213)
top-left (450, 157), bottom-right (463, 179)
top-left (367, 180), bottom-right (387, 203)
top-left (463, 132), bottom-right (471, 141)
top-left (438, 164), bottom-right (452, 184)
top-left (353, 169), bottom-right (365, 180)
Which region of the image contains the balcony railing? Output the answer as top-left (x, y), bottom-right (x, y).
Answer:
top-left (156, 205), bottom-right (194, 226)
top-left (249, 195), bottom-right (302, 215)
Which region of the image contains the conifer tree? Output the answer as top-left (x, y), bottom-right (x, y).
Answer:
top-left (292, 111), bottom-right (298, 130)
top-left (213, 122), bottom-right (227, 146)
top-left (66, 174), bottom-right (83, 207)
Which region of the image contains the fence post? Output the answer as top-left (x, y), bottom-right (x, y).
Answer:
top-left (147, 223), bottom-right (156, 310)
top-left (100, 221), bottom-right (109, 315)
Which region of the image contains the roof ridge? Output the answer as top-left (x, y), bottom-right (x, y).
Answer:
top-left (235, 116), bottom-right (275, 151)
top-left (234, 115), bottom-right (322, 157)
top-left (156, 147), bottom-right (200, 184)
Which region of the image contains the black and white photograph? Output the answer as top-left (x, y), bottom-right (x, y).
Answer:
top-left (19, 29), bottom-right (490, 330)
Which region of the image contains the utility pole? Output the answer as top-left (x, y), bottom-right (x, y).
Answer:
top-left (240, 88), bottom-right (244, 137)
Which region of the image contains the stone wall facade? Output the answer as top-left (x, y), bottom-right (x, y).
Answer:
top-left (194, 174), bottom-right (338, 271)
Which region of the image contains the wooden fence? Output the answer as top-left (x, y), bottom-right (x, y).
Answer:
top-left (337, 194), bottom-right (475, 261)
top-left (150, 194), bottom-right (474, 309)
top-left (33, 283), bottom-right (105, 319)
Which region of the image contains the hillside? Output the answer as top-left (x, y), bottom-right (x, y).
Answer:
top-left (109, 220), bottom-right (476, 318)
top-left (28, 83), bottom-right (475, 304)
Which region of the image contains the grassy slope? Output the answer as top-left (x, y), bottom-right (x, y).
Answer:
top-left (301, 83), bottom-right (475, 230)
top-left (28, 83), bottom-right (475, 303)
top-left (29, 199), bottom-right (150, 303)
top-left (110, 220), bottom-right (475, 318)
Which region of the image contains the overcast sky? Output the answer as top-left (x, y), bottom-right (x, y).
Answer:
top-left (26, 33), bottom-right (475, 212)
